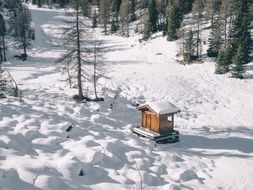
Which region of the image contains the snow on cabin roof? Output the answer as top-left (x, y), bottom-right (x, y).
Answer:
top-left (138, 100), bottom-right (180, 115)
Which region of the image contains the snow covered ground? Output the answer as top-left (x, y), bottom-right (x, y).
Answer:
top-left (1, 4), bottom-right (253, 190)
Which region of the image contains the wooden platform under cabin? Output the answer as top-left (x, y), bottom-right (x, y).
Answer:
top-left (132, 125), bottom-right (179, 143)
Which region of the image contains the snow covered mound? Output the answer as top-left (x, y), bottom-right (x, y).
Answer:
top-left (0, 4), bottom-right (253, 190)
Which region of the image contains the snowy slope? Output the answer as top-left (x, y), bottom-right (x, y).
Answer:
top-left (0, 4), bottom-right (253, 190)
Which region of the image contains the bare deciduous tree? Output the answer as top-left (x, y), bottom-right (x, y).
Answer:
top-left (119, 0), bottom-right (130, 37)
top-left (57, 0), bottom-right (92, 100)
top-left (192, 0), bottom-right (204, 59)
top-left (91, 36), bottom-right (107, 101)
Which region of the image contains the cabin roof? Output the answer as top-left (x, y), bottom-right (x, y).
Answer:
top-left (138, 100), bottom-right (180, 115)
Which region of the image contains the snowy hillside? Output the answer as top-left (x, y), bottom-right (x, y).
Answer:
top-left (0, 4), bottom-right (253, 190)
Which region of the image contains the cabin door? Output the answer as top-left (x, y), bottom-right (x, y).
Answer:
top-left (150, 114), bottom-right (159, 133)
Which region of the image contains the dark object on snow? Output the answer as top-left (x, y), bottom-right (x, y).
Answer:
top-left (66, 125), bottom-right (73, 132)
top-left (79, 169), bottom-right (84, 176)
top-left (73, 94), bottom-right (90, 102)
top-left (0, 93), bottom-right (6, 99)
top-left (14, 54), bottom-right (27, 61)
top-left (29, 28), bottom-right (35, 40)
top-left (131, 102), bottom-right (140, 107)
top-left (132, 100), bottom-right (180, 143)
top-left (93, 97), bottom-right (104, 102)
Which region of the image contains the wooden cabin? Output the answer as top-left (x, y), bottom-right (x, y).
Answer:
top-left (137, 101), bottom-right (180, 135)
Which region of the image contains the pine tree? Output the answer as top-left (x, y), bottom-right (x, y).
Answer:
top-left (129, 0), bottom-right (136, 22)
top-left (37, 0), bottom-right (42, 7)
top-left (112, 0), bottom-right (122, 15)
top-left (158, 0), bottom-right (168, 32)
top-left (229, 0), bottom-right (251, 67)
top-left (239, 5), bottom-right (251, 61)
top-left (239, 16), bottom-right (251, 63)
top-left (178, 0), bottom-right (194, 14)
top-left (0, 13), bottom-right (6, 62)
top-left (215, 0), bottom-right (238, 71)
top-left (220, 0), bottom-right (238, 49)
top-left (141, 0), bottom-right (148, 9)
top-left (147, 0), bottom-right (158, 33)
top-left (215, 48), bottom-right (228, 74)
top-left (207, 18), bottom-right (223, 57)
top-left (159, 0), bottom-right (167, 19)
top-left (111, 0), bottom-right (122, 29)
top-left (15, 5), bottom-right (32, 61)
top-left (167, 1), bottom-right (182, 41)
top-left (230, 44), bottom-right (245, 79)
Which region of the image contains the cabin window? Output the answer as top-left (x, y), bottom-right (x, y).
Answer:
top-left (167, 116), bottom-right (172, 122)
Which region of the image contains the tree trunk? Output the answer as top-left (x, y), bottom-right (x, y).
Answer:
top-left (2, 36), bottom-right (6, 61)
top-left (93, 40), bottom-right (98, 99)
top-left (38, 0), bottom-right (42, 7)
top-left (76, 0), bottom-right (84, 99)
top-left (126, 2), bottom-right (130, 37)
top-left (104, 0), bottom-right (108, 35)
top-left (224, 5), bottom-right (228, 49)
top-left (182, 28), bottom-right (185, 56)
top-left (0, 47), bottom-right (2, 63)
top-left (67, 64), bottom-right (72, 88)
top-left (196, 14), bottom-right (200, 58)
top-left (23, 38), bottom-right (27, 60)
top-left (23, 22), bottom-right (27, 61)
top-left (228, 15), bottom-right (233, 46)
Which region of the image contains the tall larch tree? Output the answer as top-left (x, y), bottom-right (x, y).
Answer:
top-left (57, 0), bottom-right (92, 100)
top-left (184, 29), bottom-right (196, 63)
top-left (205, 0), bottom-right (221, 28)
top-left (119, 0), bottom-right (130, 37)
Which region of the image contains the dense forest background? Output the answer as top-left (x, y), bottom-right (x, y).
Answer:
top-left (0, 0), bottom-right (252, 99)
